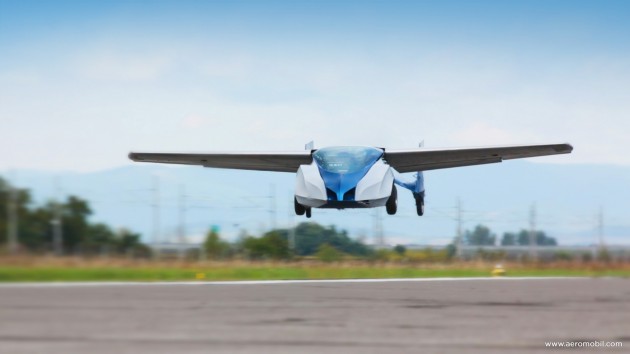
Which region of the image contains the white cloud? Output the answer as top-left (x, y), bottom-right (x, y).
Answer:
top-left (181, 113), bottom-right (212, 129)
top-left (450, 122), bottom-right (519, 146)
top-left (0, 70), bottom-right (41, 85)
top-left (78, 52), bottom-right (173, 81)
top-left (2, 34), bottom-right (630, 171)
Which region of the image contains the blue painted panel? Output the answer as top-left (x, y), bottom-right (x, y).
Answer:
top-left (393, 171), bottom-right (425, 193)
top-left (313, 147), bottom-right (383, 201)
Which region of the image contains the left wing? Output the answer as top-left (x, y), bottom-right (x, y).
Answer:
top-left (384, 143), bottom-right (573, 173)
top-left (128, 151), bottom-right (312, 172)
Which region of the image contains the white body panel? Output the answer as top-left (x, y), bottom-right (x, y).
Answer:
top-left (295, 163), bottom-right (327, 208)
top-left (355, 161), bottom-right (394, 206)
top-left (295, 160), bottom-right (394, 209)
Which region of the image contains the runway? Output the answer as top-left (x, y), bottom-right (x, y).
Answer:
top-left (0, 277), bottom-right (628, 353)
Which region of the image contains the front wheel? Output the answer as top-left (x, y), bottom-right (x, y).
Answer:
top-left (305, 207), bottom-right (312, 218)
top-left (386, 185), bottom-right (398, 215)
top-left (294, 197), bottom-right (305, 216)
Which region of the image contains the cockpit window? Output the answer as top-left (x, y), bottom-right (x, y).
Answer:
top-left (313, 146), bottom-right (383, 174)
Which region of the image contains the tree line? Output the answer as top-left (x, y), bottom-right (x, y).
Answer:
top-left (2, 176), bottom-right (559, 260)
top-left (203, 222), bottom-right (372, 261)
top-left (463, 224), bottom-right (557, 246)
top-left (201, 223), bottom-right (559, 262)
top-left (0, 177), bottom-right (149, 255)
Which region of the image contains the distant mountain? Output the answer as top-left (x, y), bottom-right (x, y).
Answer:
top-left (3, 160), bottom-right (630, 245)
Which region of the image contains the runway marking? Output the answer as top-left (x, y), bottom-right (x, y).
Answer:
top-left (0, 277), bottom-right (587, 288)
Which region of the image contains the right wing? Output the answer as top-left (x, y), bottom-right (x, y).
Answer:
top-left (384, 143), bottom-right (573, 173)
top-left (128, 151), bottom-right (312, 172)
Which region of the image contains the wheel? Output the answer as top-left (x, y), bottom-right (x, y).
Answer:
top-left (386, 185), bottom-right (397, 215)
top-left (414, 192), bottom-right (424, 216)
top-left (416, 201), bottom-right (424, 216)
top-left (305, 208), bottom-right (312, 218)
top-left (294, 197), bottom-right (305, 215)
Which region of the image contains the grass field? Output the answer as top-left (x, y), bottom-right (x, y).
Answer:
top-left (0, 257), bottom-right (628, 282)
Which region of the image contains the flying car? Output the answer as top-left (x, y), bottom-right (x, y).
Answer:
top-left (129, 142), bottom-right (572, 218)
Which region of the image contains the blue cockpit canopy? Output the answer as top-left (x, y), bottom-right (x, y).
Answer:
top-left (313, 146), bottom-right (383, 174)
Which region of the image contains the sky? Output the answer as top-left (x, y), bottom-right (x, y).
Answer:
top-left (1, 0), bottom-right (630, 172)
top-left (1, 0), bottom-right (630, 247)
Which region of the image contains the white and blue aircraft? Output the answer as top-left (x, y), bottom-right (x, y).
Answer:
top-left (129, 142), bottom-right (572, 218)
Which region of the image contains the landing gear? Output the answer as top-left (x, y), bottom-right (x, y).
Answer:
top-left (414, 192), bottom-right (425, 216)
top-left (294, 197), bottom-right (305, 216)
top-left (386, 185), bottom-right (398, 215)
top-left (295, 197), bottom-right (312, 218)
top-left (416, 201), bottom-right (424, 216)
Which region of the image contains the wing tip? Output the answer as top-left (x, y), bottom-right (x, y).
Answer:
top-left (128, 152), bottom-right (143, 161)
top-left (557, 143), bottom-right (574, 154)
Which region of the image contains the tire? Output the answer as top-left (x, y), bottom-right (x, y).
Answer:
top-left (294, 197), bottom-right (305, 216)
top-left (414, 192), bottom-right (425, 216)
top-left (386, 185), bottom-right (398, 215)
top-left (305, 208), bottom-right (312, 218)
top-left (416, 201), bottom-right (424, 216)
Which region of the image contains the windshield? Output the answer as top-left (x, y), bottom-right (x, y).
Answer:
top-left (313, 146), bottom-right (383, 174)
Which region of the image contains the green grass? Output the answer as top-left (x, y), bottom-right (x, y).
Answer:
top-left (0, 265), bottom-right (627, 282)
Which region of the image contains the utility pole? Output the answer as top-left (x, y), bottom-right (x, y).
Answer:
top-left (152, 175), bottom-right (160, 259)
top-left (373, 208), bottom-right (384, 248)
top-left (288, 194), bottom-right (296, 254)
top-left (52, 178), bottom-right (63, 256)
top-left (7, 182), bottom-right (18, 254)
top-left (456, 197), bottom-right (463, 259)
top-left (529, 203), bottom-right (537, 261)
top-left (178, 184), bottom-right (186, 243)
top-left (598, 207), bottom-right (605, 249)
top-left (596, 207), bottom-right (606, 260)
top-left (178, 184), bottom-right (186, 260)
top-left (269, 184), bottom-right (277, 231)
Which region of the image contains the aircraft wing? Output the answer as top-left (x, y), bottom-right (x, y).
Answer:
top-left (384, 143), bottom-right (573, 173)
top-left (128, 151), bottom-right (312, 172)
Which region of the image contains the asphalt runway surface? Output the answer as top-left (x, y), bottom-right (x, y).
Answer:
top-left (0, 278), bottom-right (628, 354)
